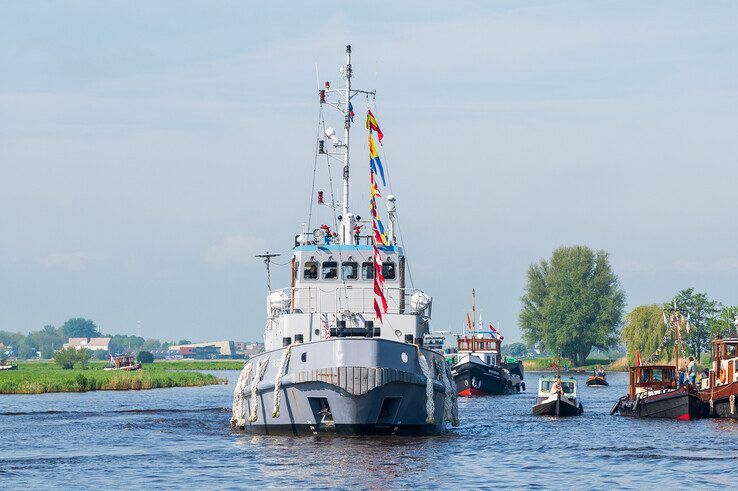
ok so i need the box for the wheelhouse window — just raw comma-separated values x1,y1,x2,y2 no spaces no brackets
382,260,396,280
361,261,374,280
562,382,574,394
304,261,318,280
342,262,358,280
294,260,300,280
322,261,338,279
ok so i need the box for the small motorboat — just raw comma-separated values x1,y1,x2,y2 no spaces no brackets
0,360,17,370
532,376,583,416
586,368,609,387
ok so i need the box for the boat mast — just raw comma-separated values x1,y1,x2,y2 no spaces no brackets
471,289,476,352
342,45,351,220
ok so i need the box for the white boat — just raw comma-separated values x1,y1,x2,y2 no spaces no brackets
532,376,583,416
231,46,459,436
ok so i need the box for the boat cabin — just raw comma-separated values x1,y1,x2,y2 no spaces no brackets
702,337,738,390
108,354,139,370
457,336,502,366
537,377,577,402
628,365,676,398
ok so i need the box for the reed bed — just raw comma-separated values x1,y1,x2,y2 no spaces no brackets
0,363,226,394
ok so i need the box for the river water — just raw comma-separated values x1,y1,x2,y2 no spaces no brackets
1,370,735,489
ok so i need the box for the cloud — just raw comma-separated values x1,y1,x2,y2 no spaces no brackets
204,235,266,266
38,252,89,271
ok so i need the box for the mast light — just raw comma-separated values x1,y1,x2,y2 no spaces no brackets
325,81,330,88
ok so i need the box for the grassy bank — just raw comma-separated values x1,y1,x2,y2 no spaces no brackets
0,362,226,395
152,359,245,370
521,356,624,372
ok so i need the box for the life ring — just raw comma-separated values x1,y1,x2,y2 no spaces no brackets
719,369,727,384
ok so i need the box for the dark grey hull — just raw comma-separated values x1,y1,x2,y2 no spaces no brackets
232,338,458,436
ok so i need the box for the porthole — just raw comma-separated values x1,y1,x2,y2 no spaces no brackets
314,329,320,336
301,352,307,363
401,352,408,363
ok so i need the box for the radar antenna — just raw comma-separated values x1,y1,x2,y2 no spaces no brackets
255,252,282,291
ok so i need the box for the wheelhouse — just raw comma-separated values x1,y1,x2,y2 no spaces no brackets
457,336,502,366
703,337,738,390
538,377,577,398
628,365,676,398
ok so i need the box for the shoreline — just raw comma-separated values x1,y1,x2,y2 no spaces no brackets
0,362,228,395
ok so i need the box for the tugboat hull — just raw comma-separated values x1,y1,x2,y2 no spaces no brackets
231,338,456,436
614,387,707,420
452,361,512,396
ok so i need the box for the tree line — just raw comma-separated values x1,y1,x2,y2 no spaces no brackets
517,245,736,366
0,318,193,360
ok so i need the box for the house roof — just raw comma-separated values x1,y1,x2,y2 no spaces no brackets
65,337,111,347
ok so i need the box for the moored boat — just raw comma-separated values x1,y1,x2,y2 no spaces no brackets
699,336,738,419
611,364,706,420
103,354,141,371
532,376,583,416
230,46,459,436
0,359,17,370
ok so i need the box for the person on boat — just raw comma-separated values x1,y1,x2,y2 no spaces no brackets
687,357,697,385
550,376,563,395
678,367,685,387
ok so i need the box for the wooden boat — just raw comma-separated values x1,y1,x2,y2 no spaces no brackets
532,376,583,416
698,336,738,419
611,365,706,420
0,360,17,370
104,354,142,371
586,368,609,387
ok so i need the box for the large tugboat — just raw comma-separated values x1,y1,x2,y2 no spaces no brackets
699,334,738,419
450,290,524,396
231,46,459,436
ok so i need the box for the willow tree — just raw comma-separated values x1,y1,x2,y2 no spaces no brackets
519,246,625,366
621,304,671,364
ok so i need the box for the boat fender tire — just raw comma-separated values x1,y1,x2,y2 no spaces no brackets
610,401,620,416
579,403,584,414
521,382,525,391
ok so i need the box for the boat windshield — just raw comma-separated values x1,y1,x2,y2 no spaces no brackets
562,382,575,394
540,380,575,394
639,368,674,384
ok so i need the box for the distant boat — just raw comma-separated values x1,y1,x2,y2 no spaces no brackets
0,360,17,371
104,354,141,371
532,376,583,416
450,290,524,396
586,367,609,387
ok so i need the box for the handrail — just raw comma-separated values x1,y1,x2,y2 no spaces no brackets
268,286,422,315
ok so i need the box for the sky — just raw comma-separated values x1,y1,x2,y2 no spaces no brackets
1,1,737,343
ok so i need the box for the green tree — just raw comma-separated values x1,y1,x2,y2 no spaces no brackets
671,289,721,360
621,304,671,364
61,318,99,338
53,347,91,369
709,305,738,338
519,245,626,366
142,338,161,350
108,335,145,354
137,351,155,364
503,342,528,358
177,339,192,345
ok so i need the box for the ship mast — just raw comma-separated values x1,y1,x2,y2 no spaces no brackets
342,45,351,221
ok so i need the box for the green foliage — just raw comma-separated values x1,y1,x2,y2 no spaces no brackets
503,342,528,358
519,245,626,366
53,347,91,369
61,318,99,338
137,351,155,364
142,338,161,350
709,305,738,338
152,360,245,370
107,335,144,354
671,288,721,359
621,304,671,364
177,339,192,345
0,361,224,394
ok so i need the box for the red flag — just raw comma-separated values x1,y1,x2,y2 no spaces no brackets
373,298,383,323
635,350,642,367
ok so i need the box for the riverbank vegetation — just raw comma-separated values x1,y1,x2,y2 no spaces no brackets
152,360,245,370
0,362,226,394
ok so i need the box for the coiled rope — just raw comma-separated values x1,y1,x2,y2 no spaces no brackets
272,345,293,418
248,359,269,423
231,362,253,427
416,348,435,424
